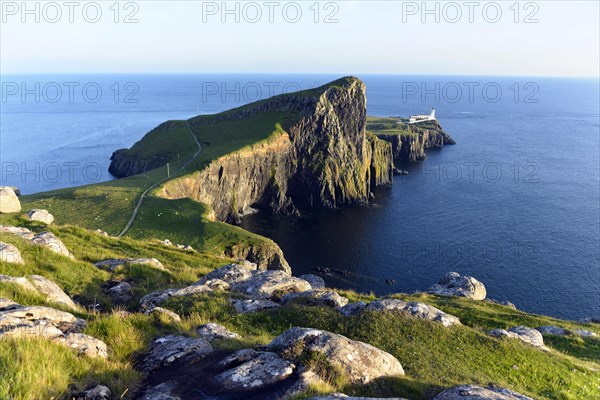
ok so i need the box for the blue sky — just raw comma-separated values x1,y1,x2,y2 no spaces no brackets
1,1,598,76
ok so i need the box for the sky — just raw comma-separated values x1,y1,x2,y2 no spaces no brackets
1,0,599,77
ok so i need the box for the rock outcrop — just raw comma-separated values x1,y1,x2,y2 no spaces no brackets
489,326,548,350
366,299,461,327
268,327,404,384
0,301,107,358
432,385,534,400
428,272,487,300
0,187,21,213
197,323,241,342
376,120,455,163
281,290,349,308
230,270,312,299
25,209,54,224
31,232,74,259
140,335,213,373
95,258,166,272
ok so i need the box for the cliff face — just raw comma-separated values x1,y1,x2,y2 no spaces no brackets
377,120,455,163
159,77,394,223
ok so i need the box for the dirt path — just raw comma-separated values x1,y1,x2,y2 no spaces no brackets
117,121,201,238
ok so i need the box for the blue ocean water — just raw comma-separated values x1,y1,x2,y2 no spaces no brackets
1,74,598,319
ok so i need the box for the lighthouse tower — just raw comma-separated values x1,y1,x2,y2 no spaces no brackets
430,108,435,120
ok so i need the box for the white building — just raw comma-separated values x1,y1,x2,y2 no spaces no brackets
407,108,436,124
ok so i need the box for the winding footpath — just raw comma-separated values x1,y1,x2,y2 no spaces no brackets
117,121,202,238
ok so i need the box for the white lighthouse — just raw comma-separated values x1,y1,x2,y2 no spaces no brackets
407,108,436,124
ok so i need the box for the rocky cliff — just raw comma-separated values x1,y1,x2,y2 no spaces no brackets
159,77,394,223
376,120,455,163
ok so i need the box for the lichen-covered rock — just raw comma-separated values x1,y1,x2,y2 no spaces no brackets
489,326,548,350
127,257,166,270
0,302,107,358
231,299,281,314
0,298,20,311
281,290,349,308
213,349,295,391
432,384,534,399
230,270,312,299
338,301,367,316
428,272,486,300
0,225,34,239
197,263,257,286
197,323,241,342
367,299,461,327
30,232,74,259
140,335,213,373
268,327,404,384
299,274,326,290
0,187,21,213
25,209,54,224
28,274,78,311
0,242,24,264
145,307,182,322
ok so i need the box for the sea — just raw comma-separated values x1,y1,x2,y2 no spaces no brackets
1,74,598,319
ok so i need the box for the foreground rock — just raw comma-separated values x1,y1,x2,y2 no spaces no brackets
367,299,461,327
489,326,548,350
428,272,486,300
140,335,213,373
214,349,295,391
433,384,534,399
0,225,34,239
0,187,21,213
0,242,24,264
31,232,74,259
197,323,241,342
231,298,281,314
231,270,312,299
25,209,54,224
268,327,404,384
0,301,107,358
281,290,349,308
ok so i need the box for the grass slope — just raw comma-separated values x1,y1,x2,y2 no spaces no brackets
0,222,598,399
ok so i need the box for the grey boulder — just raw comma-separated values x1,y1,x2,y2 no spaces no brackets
268,327,404,384
0,187,21,213
197,323,241,342
428,272,487,300
489,326,548,350
140,335,213,373
25,209,54,224
31,232,74,259
281,290,349,308
230,270,312,299
432,384,534,399
367,299,461,327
